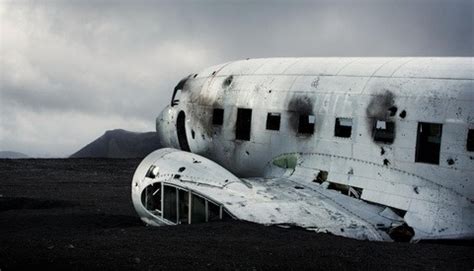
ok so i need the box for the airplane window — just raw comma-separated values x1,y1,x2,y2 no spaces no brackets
141,182,162,214
236,108,252,141
467,129,474,152
212,108,224,125
178,189,189,224
335,118,352,138
171,89,182,106
163,185,177,223
191,194,206,224
373,120,395,144
266,113,281,131
207,201,221,222
415,122,443,165
171,76,189,106
298,114,315,134
145,165,159,179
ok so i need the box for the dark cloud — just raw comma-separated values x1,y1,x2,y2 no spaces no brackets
0,0,472,156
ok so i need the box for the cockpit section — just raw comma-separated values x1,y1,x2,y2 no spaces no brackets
140,182,234,225
171,75,192,107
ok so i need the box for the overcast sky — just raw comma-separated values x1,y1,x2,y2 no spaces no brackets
0,0,472,157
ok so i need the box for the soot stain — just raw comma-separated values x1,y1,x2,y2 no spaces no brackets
388,106,398,116
288,96,314,133
222,75,233,88
366,90,397,143
188,95,222,138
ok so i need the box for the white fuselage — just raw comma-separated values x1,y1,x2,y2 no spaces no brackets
144,57,473,240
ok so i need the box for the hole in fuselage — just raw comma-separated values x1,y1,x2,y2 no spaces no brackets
236,108,252,141
176,111,190,152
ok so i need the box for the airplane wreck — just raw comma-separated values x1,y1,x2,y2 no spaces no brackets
132,57,473,242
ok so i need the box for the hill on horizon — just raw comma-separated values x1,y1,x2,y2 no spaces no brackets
0,151,30,159
70,129,161,158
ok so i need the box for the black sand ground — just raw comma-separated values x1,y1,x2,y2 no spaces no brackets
0,159,472,270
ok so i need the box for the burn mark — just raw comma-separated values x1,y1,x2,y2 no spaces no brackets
399,110,407,119
383,159,390,166
288,96,314,133
178,167,186,172
381,147,386,155
222,75,233,88
366,90,395,119
366,90,397,143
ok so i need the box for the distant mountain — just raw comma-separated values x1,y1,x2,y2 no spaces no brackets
0,151,29,159
70,129,162,158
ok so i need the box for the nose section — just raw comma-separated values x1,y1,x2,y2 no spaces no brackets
156,105,179,148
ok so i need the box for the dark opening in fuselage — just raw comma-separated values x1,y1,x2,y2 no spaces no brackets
177,111,191,152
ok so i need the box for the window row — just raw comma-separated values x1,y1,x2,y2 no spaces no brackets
211,108,474,165
141,182,233,225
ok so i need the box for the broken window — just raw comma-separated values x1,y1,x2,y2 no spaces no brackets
207,201,221,222
191,194,206,224
327,182,363,199
171,89,182,106
163,185,177,223
141,183,162,214
212,108,224,125
415,122,443,165
222,210,234,221
334,118,352,138
171,77,188,106
266,113,281,131
313,170,328,184
236,108,252,141
298,114,315,134
373,120,395,144
153,185,236,224
178,189,189,224
467,129,474,152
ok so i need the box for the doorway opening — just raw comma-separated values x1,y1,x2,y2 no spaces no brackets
236,108,252,141
176,111,190,151
415,122,442,164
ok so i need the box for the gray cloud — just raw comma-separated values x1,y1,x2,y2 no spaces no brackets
0,0,472,157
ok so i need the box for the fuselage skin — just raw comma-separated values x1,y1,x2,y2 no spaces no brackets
154,57,473,240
